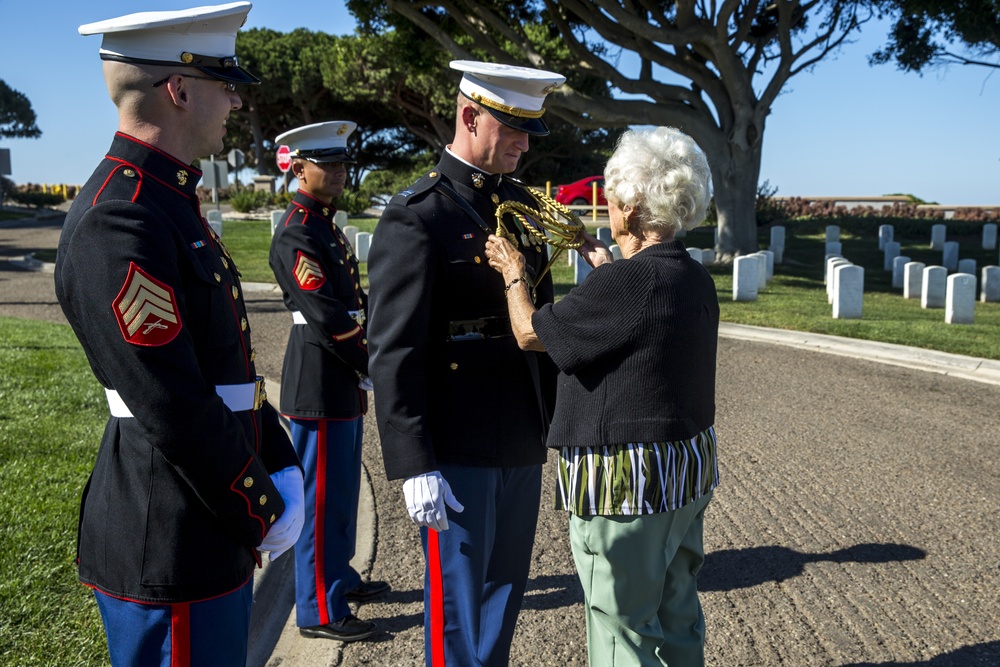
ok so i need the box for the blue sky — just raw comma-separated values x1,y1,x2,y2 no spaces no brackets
1,1,998,205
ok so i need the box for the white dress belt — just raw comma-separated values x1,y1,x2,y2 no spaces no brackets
105,381,261,418
292,310,365,326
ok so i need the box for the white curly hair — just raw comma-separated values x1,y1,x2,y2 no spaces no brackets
603,127,713,236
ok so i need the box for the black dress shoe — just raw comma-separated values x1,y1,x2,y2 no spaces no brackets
298,614,376,642
345,580,391,602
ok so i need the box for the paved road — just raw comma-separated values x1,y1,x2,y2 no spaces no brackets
2,212,997,666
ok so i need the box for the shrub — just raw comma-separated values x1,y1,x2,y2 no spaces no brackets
229,189,273,213
334,190,373,216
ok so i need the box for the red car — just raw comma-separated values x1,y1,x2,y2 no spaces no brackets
554,176,606,206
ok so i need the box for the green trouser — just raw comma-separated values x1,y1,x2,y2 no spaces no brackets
569,492,713,667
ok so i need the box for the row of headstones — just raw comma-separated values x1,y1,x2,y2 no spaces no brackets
824,257,865,319
827,221,1000,324
830,222,1000,252
871,222,1000,322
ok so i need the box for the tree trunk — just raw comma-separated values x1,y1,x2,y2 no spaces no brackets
711,140,762,264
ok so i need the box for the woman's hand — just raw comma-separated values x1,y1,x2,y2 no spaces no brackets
577,230,614,268
485,234,527,282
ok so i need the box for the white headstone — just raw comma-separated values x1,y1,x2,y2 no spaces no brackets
342,223,359,249
271,209,283,236
891,255,910,289
930,224,946,251
903,261,925,300
701,249,716,265
942,241,959,271
825,256,850,285
206,209,223,237
833,264,864,319
733,255,759,302
573,252,593,284
958,258,976,276
883,241,901,271
355,231,372,262
921,265,947,309
981,266,1000,303
610,244,623,261
754,252,767,290
770,226,785,248
878,224,894,251
596,226,613,246
760,250,774,280
946,273,976,324
984,223,998,251
687,247,704,264
825,225,840,243
827,258,852,303
771,245,784,265
825,241,842,257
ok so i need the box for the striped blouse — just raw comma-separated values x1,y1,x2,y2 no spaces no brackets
556,426,719,516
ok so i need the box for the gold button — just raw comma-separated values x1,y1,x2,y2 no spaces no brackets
492,194,500,204
429,171,438,178
221,257,229,269
362,338,367,345
450,362,458,370
259,495,267,505
250,349,257,361
123,168,135,178
231,286,239,299
243,477,254,488
181,52,194,64
474,256,482,264
214,273,221,283
270,514,277,524
241,318,248,331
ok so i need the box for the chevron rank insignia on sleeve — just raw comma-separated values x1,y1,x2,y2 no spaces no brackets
294,251,326,290
112,262,182,346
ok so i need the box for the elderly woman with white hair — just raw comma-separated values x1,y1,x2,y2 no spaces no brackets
485,126,720,667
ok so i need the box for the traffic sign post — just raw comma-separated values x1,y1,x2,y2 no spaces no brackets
276,145,292,173
227,149,245,188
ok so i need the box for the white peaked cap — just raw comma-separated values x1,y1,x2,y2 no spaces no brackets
78,2,259,84
276,121,358,164
450,60,565,136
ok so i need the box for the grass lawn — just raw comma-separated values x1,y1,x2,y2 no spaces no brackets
223,214,1000,361
0,317,108,666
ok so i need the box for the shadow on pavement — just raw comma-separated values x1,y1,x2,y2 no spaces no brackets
840,640,999,666
700,542,926,592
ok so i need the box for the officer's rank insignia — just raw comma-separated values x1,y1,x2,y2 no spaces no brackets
471,173,485,189
113,262,181,347
293,251,325,290
177,170,189,186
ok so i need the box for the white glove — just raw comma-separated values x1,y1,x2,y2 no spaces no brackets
402,471,465,532
358,375,374,391
259,466,305,560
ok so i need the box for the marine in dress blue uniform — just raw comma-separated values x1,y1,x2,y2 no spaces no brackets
367,60,565,667
268,121,389,642
56,5,304,666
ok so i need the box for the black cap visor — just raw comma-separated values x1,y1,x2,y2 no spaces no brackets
297,147,357,165
195,64,261,85
484,107,549,137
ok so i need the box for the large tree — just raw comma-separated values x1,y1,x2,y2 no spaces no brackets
351,1,879,260
0,79,41,139
870,0,1000,72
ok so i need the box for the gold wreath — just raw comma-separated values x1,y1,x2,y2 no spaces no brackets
495,187,586,294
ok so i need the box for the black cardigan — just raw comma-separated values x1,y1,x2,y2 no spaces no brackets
532,240,719,449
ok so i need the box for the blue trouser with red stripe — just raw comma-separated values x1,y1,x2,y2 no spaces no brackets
290,417,364,627
93,579,253,667
421,462,542,667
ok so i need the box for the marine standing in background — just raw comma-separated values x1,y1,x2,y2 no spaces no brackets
367,60,566,666
55,4,304,666
269,121,389,642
